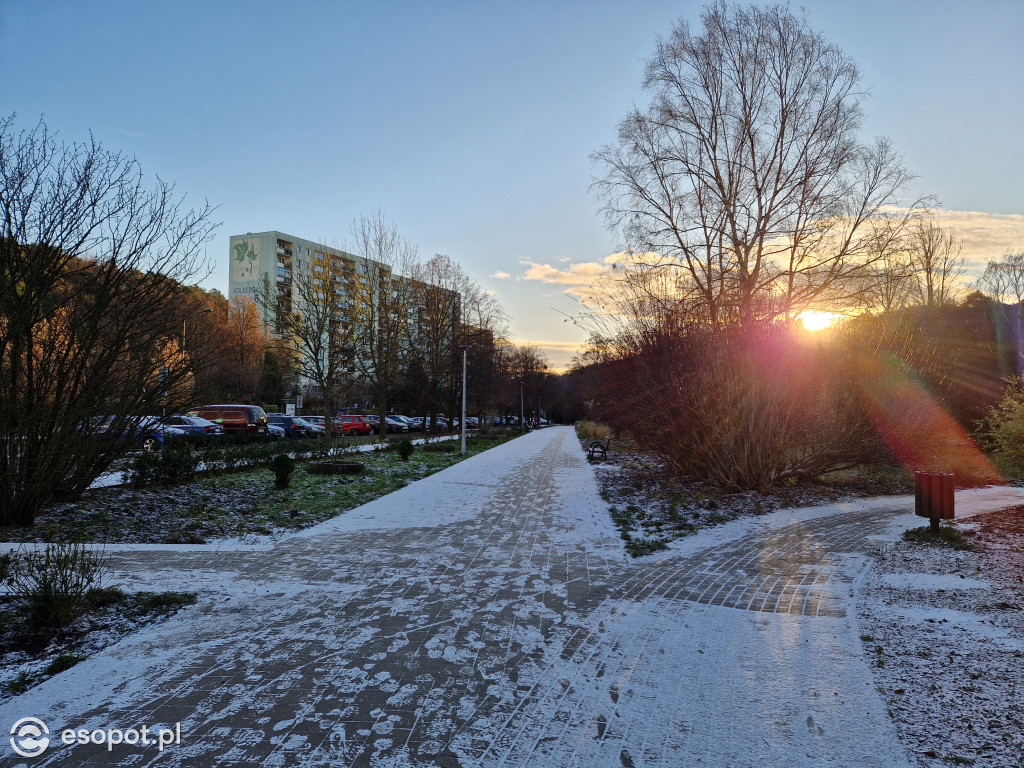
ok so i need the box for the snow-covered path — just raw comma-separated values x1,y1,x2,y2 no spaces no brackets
5,427,1021,767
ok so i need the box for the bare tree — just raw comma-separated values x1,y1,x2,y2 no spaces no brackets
857,223,919,315
909,219,966,307
257,245,357,429
225,295,269,398
977,259,1014,305
349,212,419,435
0,116,216,526
409,254,463,431
592,2,919,328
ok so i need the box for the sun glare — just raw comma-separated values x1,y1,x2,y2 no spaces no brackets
799,310,836,332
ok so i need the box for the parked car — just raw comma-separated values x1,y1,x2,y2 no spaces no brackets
267,423,285,440
161,414,225,437
407,416,425,431
90,416,185,452
334,414,372,436
301,415,337,436
266,414,315,438
376,416,409,433
301,418,325,437
362,414,407,434
187,404,268,438
387,414,417,431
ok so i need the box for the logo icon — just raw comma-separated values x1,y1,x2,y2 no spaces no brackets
10,717,50,758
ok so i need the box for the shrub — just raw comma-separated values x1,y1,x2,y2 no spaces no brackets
271,454,295,488
979,376,1024,476
130,442,199,486
394,437,414,461
6,672,35,695
8,542,107,628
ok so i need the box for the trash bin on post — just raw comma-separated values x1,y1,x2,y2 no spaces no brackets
914,471,954,532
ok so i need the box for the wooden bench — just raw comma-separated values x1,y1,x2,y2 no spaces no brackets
587,436,611,459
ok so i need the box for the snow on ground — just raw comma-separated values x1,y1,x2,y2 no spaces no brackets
1,428,1022,767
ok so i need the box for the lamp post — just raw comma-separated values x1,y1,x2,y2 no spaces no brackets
459,344,471,455
519,381,525,434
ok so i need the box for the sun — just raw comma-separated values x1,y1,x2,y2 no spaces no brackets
798,310,837,332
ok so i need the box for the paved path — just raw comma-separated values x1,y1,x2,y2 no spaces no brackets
5,427,1022,768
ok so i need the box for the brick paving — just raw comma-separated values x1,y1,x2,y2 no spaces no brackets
3,427,928,767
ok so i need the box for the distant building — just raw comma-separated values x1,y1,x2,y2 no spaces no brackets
228,231,460,405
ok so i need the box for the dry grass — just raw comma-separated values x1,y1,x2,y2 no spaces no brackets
576,420,611,441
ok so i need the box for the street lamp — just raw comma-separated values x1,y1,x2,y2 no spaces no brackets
459,344,471,455
519,381,525,434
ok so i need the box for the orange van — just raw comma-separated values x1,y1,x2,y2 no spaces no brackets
187,404,268,436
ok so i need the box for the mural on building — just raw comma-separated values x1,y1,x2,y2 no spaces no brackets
232,238,260,282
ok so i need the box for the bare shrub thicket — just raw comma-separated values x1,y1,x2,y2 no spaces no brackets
7,542,108,628
598,324,877,490
0,116,216,526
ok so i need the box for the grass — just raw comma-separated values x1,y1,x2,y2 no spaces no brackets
902,524,975,550
197,434,514,538
576,420,610,441
609,504,670,558
44,652,87,675
3,434,516,545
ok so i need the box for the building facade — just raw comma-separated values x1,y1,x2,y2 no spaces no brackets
229,231,461,409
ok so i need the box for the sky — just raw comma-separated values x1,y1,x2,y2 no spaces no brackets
2,0,1022,370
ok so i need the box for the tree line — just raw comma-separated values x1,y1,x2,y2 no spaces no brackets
575,2,1021,491
0,116,555,527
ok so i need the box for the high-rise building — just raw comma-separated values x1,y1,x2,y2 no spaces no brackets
229,231,367,330
228,231,461,407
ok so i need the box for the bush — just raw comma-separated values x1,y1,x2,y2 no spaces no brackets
130,442,199,486
979,376,1024,477
8,542,107,628
392,437,414,461
271,454,295,488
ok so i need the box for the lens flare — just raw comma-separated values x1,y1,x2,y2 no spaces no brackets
799,311,836,332
853,352,1000,483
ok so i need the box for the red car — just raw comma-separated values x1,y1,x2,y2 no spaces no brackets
333,414,372,436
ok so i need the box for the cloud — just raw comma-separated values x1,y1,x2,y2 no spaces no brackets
521,260,609,285
930,210,1024,273
490,271,511,280
518,252,656,311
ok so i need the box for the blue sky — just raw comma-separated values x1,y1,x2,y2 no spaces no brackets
2,0,1022,368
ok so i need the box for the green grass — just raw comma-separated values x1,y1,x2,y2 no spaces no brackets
4,434,516,544
902,524,974,550
199,435,514,537
624,538,670,557
44,652,86,675
6,671,36,695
